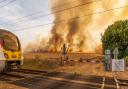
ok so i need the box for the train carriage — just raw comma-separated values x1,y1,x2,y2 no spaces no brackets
0,29,23,72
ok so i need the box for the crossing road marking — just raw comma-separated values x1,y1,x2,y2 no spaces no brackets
112,72,120,89
101,77,105,89
114,77,120,89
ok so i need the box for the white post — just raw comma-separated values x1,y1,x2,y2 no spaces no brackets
113,48,119,59
104,49,111,71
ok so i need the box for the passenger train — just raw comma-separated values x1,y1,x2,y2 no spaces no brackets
0,29,23,72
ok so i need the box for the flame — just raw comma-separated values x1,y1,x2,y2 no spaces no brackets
25,0,128,53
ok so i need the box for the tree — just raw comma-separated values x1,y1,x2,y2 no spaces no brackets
102,20,128,59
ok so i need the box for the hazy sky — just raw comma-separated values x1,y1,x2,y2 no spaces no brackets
0,0,54,48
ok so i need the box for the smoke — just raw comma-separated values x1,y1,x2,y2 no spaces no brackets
25,0,128,53
48,0,93,52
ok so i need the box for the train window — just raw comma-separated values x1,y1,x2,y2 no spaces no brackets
0,33,19,51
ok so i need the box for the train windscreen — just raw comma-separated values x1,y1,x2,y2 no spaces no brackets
0,31,20,51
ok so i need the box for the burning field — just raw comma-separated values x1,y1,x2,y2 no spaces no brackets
22,52,128,79
23,52,103,69
22,52,102,74
23,0,128,79
25,0,128,53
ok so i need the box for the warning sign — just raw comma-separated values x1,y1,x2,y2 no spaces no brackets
112,59,125,72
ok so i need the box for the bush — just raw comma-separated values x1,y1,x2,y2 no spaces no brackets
102,20,128,58
125,56,128,60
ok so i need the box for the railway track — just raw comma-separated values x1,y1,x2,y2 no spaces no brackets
13,69,49,75
1,73,25,78
12,69,66,77
5,70,103,89
0,54,103,81
101,72,128,89
0,68,127,89
0,53,127,89
0,72,25,82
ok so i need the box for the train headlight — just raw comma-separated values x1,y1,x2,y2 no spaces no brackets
4,53,9,59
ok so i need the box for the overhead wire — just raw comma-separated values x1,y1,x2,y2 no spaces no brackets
15,0,100,20
0,0,101,26
8,0,80,21
0,0,8,3
0,0,16,8
11,4,128,32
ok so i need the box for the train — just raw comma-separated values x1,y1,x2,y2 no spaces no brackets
0,29,23,72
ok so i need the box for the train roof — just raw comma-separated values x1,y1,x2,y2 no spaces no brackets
0,29,17,37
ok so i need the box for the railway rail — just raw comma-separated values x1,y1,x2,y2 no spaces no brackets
13,69,49,75
0,69,103,89
0,68,127,89
1,73,25,78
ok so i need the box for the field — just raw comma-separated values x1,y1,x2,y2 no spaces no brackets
0,53,128,89
23,52,102,60
22,52,128,79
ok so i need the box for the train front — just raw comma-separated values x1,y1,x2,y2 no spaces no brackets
0,29,22,72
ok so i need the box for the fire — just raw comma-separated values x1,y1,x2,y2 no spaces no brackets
25,0,128,53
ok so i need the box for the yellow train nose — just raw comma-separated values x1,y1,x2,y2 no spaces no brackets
11,54,16,58
19,54,21,58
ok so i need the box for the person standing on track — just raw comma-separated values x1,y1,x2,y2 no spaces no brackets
61,43,69,65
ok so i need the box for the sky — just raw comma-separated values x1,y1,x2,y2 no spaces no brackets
0,0,128,52
0,0,54,48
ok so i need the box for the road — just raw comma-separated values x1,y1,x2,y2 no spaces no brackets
0,71,128,89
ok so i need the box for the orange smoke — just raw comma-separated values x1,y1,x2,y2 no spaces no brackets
25,0,128,53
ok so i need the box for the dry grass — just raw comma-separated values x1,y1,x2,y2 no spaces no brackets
22,58,60,71
22,53,101,71
22,53,128,79
23,52,101,61
22,53,103,75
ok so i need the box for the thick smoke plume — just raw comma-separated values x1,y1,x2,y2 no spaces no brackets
48,0,93,52
25,0,128,53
